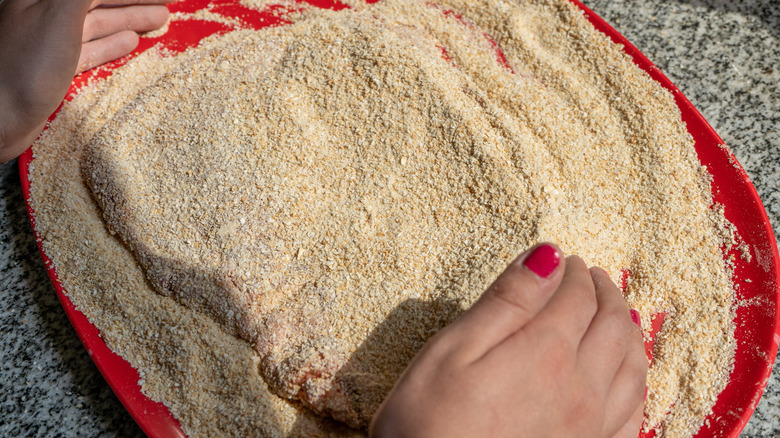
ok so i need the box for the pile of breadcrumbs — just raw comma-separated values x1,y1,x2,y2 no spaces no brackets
27,0,736,437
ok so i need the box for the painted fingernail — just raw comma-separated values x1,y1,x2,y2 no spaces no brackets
522,244,561,278
630,309,641,327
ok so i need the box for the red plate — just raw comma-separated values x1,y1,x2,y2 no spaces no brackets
19,1,780,437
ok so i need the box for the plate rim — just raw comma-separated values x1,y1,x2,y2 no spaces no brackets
18,1,780,437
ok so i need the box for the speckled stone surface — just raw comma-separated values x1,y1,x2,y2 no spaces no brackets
581,1,780,436
0,0,778,436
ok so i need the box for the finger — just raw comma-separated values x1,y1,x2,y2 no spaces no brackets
78,30,139,73
575,267,637,394
522,255,598,347
442,243,565,362
602,323,648,436
83,5,169,42
611,397,645,438
90,0,175,8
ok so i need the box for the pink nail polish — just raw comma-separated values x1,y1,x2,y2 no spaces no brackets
522,244,561,278
630,309,641,327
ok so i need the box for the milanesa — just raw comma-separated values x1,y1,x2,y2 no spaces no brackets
76,0,735,435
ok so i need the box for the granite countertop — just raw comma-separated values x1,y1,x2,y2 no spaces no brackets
1,0,778,436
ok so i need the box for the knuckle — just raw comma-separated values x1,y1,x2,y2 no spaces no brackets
573,282,598,313
501,259,537,287
486,265,545,316
489,281,534,315
418,327,456,360
600,320,628,346
603,306,632,331
537,329,576,368
601,310,636,349
87,11,109,34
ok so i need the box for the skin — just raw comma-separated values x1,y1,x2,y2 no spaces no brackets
0,0,173,163
371,243,648,438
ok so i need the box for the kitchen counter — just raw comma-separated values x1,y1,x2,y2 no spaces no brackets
1,0,778,436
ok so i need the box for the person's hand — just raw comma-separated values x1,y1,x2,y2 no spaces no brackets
370,243,648,438
79,0,173,73
0,0,172,163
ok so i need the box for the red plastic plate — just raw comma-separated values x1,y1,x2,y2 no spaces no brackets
19,1,780,437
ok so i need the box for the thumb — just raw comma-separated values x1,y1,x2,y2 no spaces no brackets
444,243,565,362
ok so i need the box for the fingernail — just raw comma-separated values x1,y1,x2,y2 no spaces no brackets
522,244,561,278
630,309,641,327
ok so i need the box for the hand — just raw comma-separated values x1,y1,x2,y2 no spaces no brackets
370,243,648,438
79,0,172,73
0,0,171,163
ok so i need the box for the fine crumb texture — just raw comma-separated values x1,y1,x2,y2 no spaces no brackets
28,1,736,437
142,10,243,38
